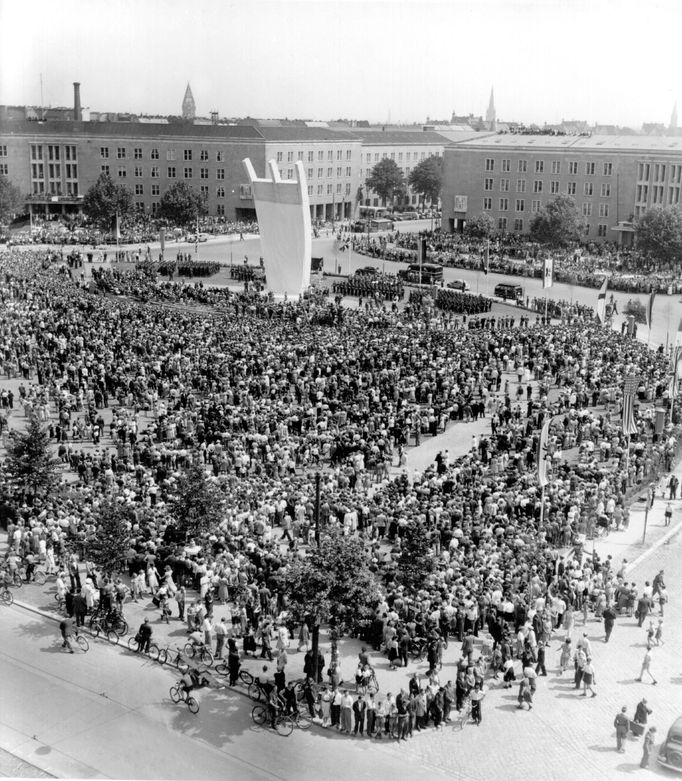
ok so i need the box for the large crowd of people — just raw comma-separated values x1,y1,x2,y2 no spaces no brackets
0,246,679,741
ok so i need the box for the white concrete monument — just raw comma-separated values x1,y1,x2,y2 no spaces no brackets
242,158,311,297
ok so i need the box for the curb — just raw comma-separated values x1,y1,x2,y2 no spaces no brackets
624,518,682,575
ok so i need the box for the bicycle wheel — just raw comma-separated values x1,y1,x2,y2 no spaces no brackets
169,685,181,703
248,682,262,701
214,662,229,677
186,696,199,715
183,643,196,658
157,648,168,665
368,676,379,694
90,620,102,637
200,648,214,667
296,711,312,730
239,669,254,686
106,629,119,645
275,715,294,737
177,658,190,675
13,574,22,589
76,635,89,652
148,644,160,662
251,704,268,726
1,589,13,606
128,636,140,652
115,619,128,636
34,571,46,585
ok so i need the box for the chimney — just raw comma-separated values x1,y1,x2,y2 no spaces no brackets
73,82,82,121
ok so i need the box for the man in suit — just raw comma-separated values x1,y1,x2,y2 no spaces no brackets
352,694,367,735
614,706,629,752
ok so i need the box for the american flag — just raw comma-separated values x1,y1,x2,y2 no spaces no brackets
622,375,639,436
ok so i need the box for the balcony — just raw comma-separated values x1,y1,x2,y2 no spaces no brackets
26,193,84,204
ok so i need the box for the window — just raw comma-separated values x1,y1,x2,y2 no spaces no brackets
117,167,126,178
328,151,334,161
200,186,209,196
531,200,541,212
65,164,78,179
567,182,576,195
533,180,543,193
672,165,682,184
307,168,313,179
48,145,60,161
0,163,7,176
117,148,126,159
654,163,666,181
317,168,323,178
134,166,143,177
499,198,508,210
497,217,507,230
200,168,209,179
390,152,395,160
65,182,78,196
135,184,143,195
200,150,208,162
151,166,159,178
535,160,544,173
345,183,351,194
483,197,492,210
513,218,523,231
551,181,560,194
216,204,225,216
100,147,109,159
31,163,44,179
582,202,592,216
286,152,293,163
318,151,324,161
48,163,61,179
276,151,283,163
600,183,611,197
184,168,192,178
167,150,176,161
569,161,578,175
406,152,411,162
317,185,323,195
307,185,313,196
585,162,595,175
334,150,341,161
184,149,192,161
327,184,332,194
307,151,314,162
502,159,511,172
603,162,612,176
31,145,43,160
65,146,77,161
518,160,527,173
597,224,608,237
668,186,680,205
515,199,525,212
653,184,665,204
216,168,225,180
287,169,293,180
151,202,160,215
584,182,593,196
485,158,494,171
167,166,176,177
151,148,159,160
374,153,379,162
151,184,160,196
216,151,224,162
48,181,62,195
636,184,649,202
101,165,109,175
484,178,494,191
327,167,333,177
398,153,403,162
500,179,510,192
551,161,561,174
336,183,342,193
599,203,609,217
134,148,142,160
516,179,526,193
345,166,351,177
346,150,352,161
335,167,341,177
217,186,225,198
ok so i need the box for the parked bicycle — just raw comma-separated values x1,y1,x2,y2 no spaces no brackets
251,704,294,736
158,646,190,674
127,635,162,661
90,618,120,645
1,586,14,606
184,641,214,667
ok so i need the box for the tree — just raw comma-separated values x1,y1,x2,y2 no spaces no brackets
85,498,133,574
82,173,133,228
396,521,436,592
365,159,405,207
159,182,207,226
635,206,682,265
408,155,443,206
464,213,495,239
529,195,584,247
167,462,226,541
2,415,61,501
0,175,24,224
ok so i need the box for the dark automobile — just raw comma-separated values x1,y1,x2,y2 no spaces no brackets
658,716,682,772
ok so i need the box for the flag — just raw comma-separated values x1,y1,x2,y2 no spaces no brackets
677,318,682,347
483,241,489,275
622,375,639,436
115,213,121,242
596,278,608,323
542,257,554,289
537,419,551,488
670,346,682,401
159,228,165,255
646,290,655,328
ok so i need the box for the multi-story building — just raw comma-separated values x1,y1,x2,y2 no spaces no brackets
442,134,682,244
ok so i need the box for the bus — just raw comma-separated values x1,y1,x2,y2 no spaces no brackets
494,283,524,301
398,263,444,285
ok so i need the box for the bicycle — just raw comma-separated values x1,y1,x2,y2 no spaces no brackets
408,637,428,662
62,630,89,654
1,570,22,589
184,641,214,667
127,635,162,661
356,669,379,696
158,646,190,674
18,563,51,585
89,618,120,645
247,676,270,701
251,704,294,736
169,682,199,714
1,586,14,606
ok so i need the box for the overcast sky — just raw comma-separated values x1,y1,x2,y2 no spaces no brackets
0,0,679,129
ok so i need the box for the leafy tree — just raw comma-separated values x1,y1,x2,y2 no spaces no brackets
85,498,133,574
529,195,584,247
82,173,133,228
2,415,61,501
396,521,436,592
408,155,443,206
365,159,405,207
159,182,207,226
167,462,226,541
635,206,682,265
464,212,495,239
0,175,24,224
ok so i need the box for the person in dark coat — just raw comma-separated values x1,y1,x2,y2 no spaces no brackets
73,592,88,627
227,638,241,686
603,606,617,642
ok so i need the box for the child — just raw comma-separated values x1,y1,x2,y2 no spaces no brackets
559,637,572,674
654,619,664,647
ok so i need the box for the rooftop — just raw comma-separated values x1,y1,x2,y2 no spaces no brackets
449,133,682,152
0,119,263,140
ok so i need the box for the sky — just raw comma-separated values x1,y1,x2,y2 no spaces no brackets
0,0,680,129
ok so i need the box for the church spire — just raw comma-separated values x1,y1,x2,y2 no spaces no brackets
182,83,196,121
486,87,496,131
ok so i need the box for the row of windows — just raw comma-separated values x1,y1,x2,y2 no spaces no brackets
307,183,353,196
31,181,79,195
30,163,78,180
30,144,77,162
484,197,609,217
635,184,682,206
495,215,608,237
484,178,612,197
99,146,226,162
485,158,613,176
275,149,354,163
637,162,682,184
363,151,435,164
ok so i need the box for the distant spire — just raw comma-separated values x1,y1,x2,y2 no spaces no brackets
671,101,678,131
182,83,196,120
486,87,496,131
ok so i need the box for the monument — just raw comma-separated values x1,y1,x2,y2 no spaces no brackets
242,158,311,297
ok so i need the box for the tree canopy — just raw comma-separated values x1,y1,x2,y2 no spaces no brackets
0,175,24,224
635,206,682,265
365,159,405,206
408,155,443,205
529,195,584,247
396,521,437,592
167,462,226,541
465,212,495,239
2,415,61,501
159,182,207,226
85,498,133,574
82,173,133,228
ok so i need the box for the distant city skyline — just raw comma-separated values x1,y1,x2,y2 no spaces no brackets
0,0,680,130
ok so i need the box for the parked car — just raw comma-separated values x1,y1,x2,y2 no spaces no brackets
658,716,682,772
447,279,470,292
494,283,524,302
356,266,378,276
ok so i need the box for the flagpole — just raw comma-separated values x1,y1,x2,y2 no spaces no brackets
486,239,489,298
539,484,546,529
348,232,352,278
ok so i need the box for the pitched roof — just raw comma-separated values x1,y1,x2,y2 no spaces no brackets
0,119,263,140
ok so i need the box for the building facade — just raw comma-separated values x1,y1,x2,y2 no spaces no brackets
442,134,682,244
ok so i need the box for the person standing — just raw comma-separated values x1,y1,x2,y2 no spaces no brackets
603,605,617,643
636,647,657,685
227,638,240,686
581,659,597,697
640,726,656,768
614,706,630,752
634,697,652,729
137,618,152,654
214,617,228,660
353,694,367,736
340,689,354,734
175,586,186,621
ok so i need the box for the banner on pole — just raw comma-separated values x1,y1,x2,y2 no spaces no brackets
537,419,551,487
542,257,554,289
622,375,639,435
646,290,655,327
596,278,608,323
